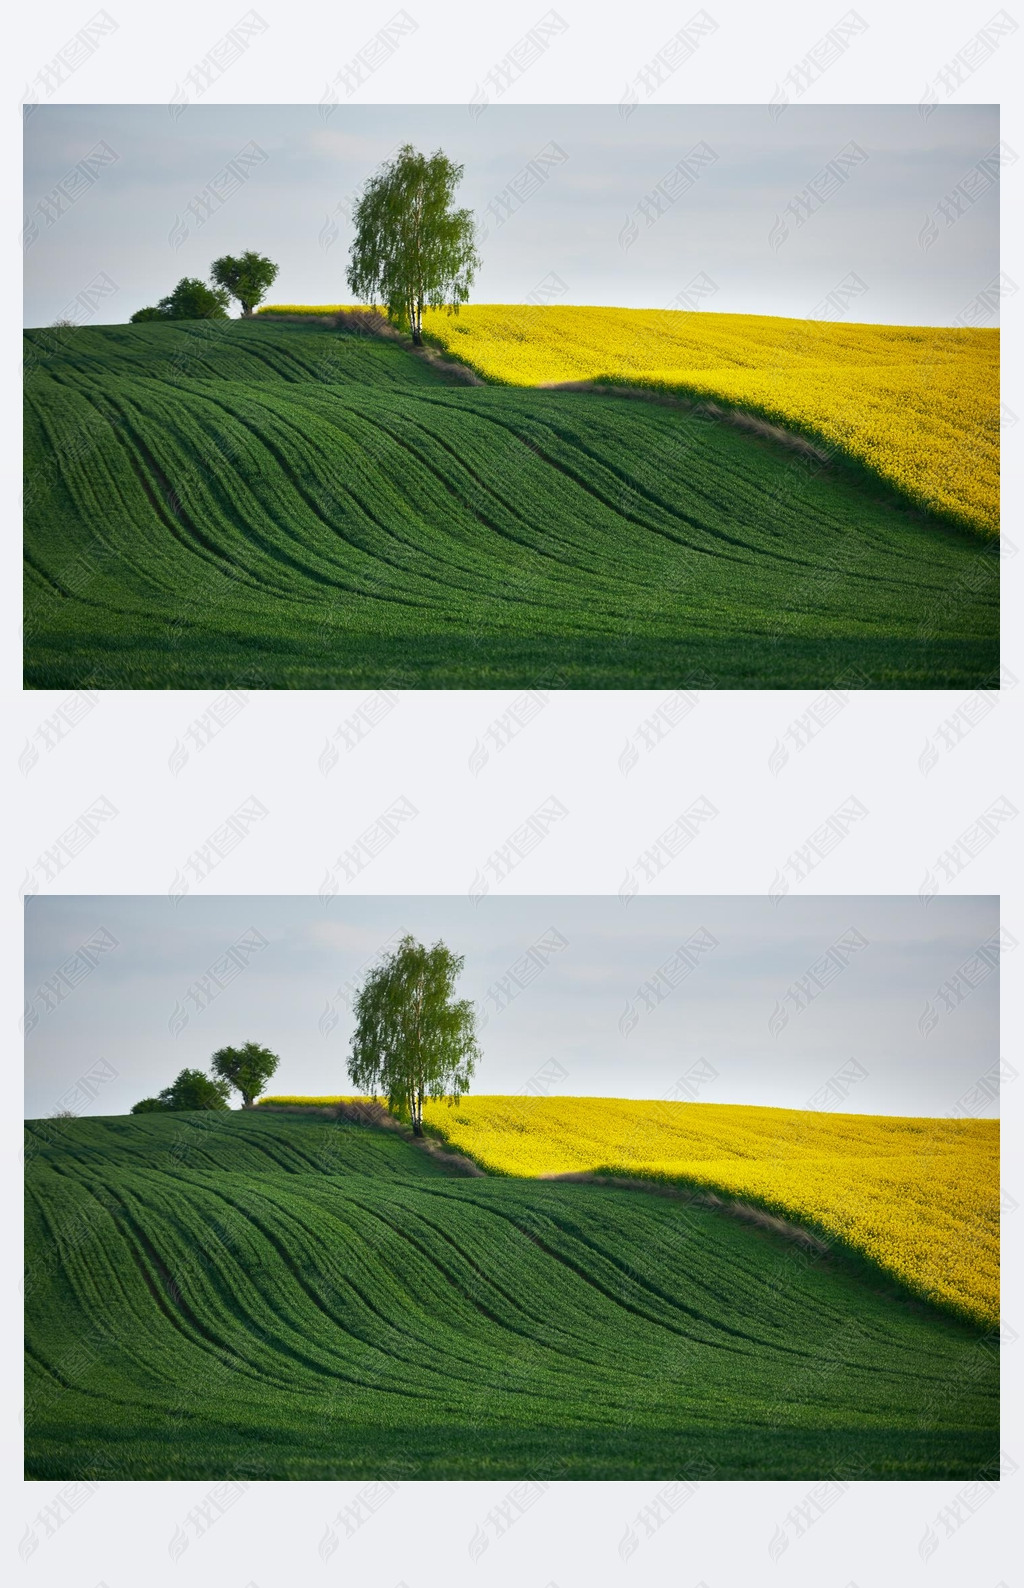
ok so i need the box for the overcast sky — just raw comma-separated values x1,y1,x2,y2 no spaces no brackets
24,104,999,329
24,895,999,1121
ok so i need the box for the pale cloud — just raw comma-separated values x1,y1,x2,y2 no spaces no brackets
24,104,999,328
24,895,1000,1121
301,919,393,953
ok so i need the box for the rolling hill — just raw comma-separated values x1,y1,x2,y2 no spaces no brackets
417,1095,999,1326
418,304,1000,537
25,1109,998,1480
23,317,998,689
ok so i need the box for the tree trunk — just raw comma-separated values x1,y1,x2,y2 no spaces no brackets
242,304,253,317
411,327,423,346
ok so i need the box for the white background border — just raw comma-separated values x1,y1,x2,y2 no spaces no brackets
6,1,1020,1583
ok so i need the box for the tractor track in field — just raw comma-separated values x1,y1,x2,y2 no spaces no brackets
23,319,999,688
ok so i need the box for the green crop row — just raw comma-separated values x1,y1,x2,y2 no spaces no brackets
25,1112,999,1480
23,320,998,689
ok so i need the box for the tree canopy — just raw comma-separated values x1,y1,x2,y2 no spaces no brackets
210,1041,280,1107
130,277,230,323
346,144,480,345
348,934,480,1134
130,1067,231,1113
210,251,279,317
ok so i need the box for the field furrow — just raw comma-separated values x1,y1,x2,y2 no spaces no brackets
24,319,998,688
25,1112,999,1479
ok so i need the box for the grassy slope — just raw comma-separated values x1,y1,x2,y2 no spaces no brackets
24,319,997,689
420,1096,999,1327
25,1111,997,1480
419,304,1000,536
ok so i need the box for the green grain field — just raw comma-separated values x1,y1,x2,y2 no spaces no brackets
25,1110,999,1480
23,319,998,689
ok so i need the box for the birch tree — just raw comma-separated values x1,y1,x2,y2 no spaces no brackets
347,935,479,1134
346,145,479,345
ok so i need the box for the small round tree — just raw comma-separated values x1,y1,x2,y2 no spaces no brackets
158,278,230,320
210,1041,280,1107
155,1067,231,1111
210,252,279,317
129,278,230,323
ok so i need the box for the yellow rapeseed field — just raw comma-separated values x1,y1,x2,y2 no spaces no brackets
259,1095,354,1105
421,1095,999,1325
416,305,999,536
258,306,350,315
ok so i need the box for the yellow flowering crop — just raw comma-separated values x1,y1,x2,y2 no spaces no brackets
258,1095,353,1105
422,1095,999,1326
418,305,999,536
257,305,354,315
